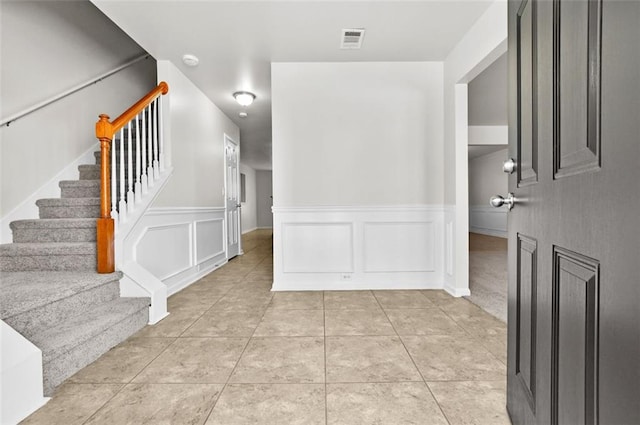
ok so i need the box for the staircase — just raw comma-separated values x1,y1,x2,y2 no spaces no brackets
0,148,150,396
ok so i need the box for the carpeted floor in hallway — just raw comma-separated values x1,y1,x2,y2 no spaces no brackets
22,229,510,425
467,232,508,322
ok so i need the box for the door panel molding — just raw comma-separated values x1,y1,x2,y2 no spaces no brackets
552,247,600,425
516,0,539,187
516,234,537,412
553,0,602,178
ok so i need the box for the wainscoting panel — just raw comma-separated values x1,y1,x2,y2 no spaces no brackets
282,223,353,273
195,218,225,264
128,207,228,295
136,222,192,281
273,206,444,291
363,222,435,272
470,205,508,238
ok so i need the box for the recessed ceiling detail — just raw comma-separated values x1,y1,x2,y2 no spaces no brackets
340,28,365,49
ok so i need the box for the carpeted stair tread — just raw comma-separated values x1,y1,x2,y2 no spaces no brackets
37,197,101,219
59,180,100,188
0,271,122,320
42,302,148,395
0,242,96,271
0,242,95,257
36,198,100,207
10,218,96,230
59,180,101,198
11,218,97,243
32,297,150,364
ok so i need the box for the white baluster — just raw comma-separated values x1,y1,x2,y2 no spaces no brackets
148,104,155,187
126,121,135,213
159,94,165,172
134,113,142,203
118,128,127,222
141,105,148,194
153,98,160,180
110,136,118,224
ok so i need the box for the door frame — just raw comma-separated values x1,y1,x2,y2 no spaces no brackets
223,133,242,257
450,21,508,295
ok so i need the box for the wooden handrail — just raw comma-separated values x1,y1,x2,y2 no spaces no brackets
95,81,169,273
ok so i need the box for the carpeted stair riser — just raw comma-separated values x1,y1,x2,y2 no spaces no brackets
11,218,96,243
4,281,120,340
0,243,96,272
37,198,100,219
40,299,149,395
78,164,101,180
60,180,101,198
3,142,154,397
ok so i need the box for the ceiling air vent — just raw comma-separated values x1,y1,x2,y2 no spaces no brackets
340,28,365,49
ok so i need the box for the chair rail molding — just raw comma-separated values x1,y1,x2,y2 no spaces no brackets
272,205,447,292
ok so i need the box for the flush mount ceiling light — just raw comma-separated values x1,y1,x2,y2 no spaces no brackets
182,54,199,67
233,91,256,106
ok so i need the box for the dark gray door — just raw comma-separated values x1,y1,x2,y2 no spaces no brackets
506,1,640,424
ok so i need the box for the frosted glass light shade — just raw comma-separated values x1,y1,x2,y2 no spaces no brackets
233,91,256,106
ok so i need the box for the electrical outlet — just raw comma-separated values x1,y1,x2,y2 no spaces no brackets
340,274,353,281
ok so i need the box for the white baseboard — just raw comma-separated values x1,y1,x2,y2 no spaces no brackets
242,226,258,235
0,143,99,243
469,227,507,238
272,280,444,292
257,226,273,230
272,205,445,292
444,282,471,298
469,205,507,238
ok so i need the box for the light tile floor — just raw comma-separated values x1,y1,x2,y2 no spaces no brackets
22,229,511,425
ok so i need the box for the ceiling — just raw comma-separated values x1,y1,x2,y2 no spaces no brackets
468,51,508,126
93,0,494,170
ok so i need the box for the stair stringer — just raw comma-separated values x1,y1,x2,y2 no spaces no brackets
114,167,173,325
0,320,49,425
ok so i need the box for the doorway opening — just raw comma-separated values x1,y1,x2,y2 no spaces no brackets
465,52,509,321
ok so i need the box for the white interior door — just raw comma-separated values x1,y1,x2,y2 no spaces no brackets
224,135,241,259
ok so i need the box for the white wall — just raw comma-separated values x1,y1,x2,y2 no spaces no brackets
442,1,508,294
469,148,508,237
240,164,257,233
0,1,156,218
120,60,239,300
153,61,239,207
272,62,444,207
256,170,273,228
468,52,508,126
469,148,508,205
271,62,445,291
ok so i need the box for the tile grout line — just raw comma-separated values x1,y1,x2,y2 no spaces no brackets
80,335,181,424
371,291,453,425
201,251,272,424
433,299,508,366
323,290,328,425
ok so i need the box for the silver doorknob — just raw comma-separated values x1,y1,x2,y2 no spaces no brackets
503,158,517,174
490,193,516,210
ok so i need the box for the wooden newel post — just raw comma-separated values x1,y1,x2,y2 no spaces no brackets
96,114,115,273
